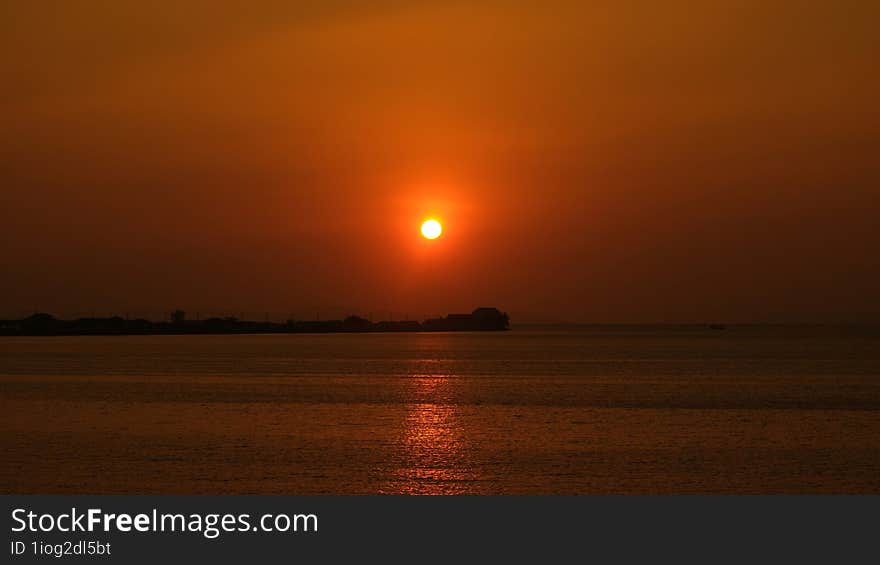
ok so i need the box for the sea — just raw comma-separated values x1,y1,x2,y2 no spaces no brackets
1,325,879,494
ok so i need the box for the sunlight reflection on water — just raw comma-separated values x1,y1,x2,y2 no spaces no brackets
383,374,475,494
2,329,880,493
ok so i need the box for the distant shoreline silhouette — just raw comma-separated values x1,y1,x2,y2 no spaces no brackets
0,307,510,336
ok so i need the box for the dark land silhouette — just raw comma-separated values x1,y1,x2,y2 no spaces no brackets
0,307,509,336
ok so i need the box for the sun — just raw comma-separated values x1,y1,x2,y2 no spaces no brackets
420,219,442,240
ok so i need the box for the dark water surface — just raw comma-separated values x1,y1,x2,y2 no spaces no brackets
2,326,879,493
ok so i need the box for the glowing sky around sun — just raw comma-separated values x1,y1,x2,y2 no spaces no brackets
1,1,879,322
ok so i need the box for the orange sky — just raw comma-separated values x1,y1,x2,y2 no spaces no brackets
2,1,878,322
